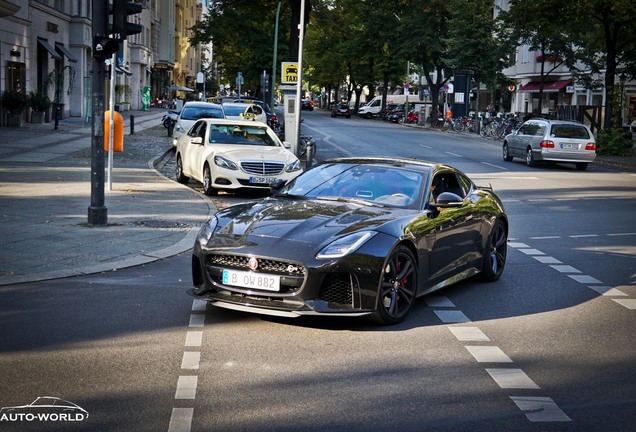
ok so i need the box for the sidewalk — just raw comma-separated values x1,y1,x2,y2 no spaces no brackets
0,109,216,286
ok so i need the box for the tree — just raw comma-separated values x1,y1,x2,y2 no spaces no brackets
496,0,576,115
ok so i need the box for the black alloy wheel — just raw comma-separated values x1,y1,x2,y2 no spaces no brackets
371,245,417,325
481,219,507,281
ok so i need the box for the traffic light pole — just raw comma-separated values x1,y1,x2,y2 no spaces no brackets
88,0,109,226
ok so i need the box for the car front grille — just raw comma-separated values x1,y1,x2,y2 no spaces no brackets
241,161,285,175
208,254,305,276
319,273,354,306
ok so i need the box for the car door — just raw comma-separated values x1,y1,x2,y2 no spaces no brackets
509,121,533,157
182,120,208,180
425,171,483,284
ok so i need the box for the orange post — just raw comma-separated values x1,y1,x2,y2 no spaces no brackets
104,110,124,152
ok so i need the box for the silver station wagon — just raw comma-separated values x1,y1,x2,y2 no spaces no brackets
502,118,597,170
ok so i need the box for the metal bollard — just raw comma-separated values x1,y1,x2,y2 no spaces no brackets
54,105,60,130
130,115,135,135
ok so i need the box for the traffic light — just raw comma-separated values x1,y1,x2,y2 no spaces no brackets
111,0,143,41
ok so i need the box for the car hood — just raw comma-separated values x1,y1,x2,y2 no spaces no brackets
206,198,409,251
214,144,296,162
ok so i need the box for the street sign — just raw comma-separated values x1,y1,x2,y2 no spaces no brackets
281,62,298,84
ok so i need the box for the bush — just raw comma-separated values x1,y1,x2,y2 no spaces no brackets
596,128,633,156
1,90,29,114
28,91,52,112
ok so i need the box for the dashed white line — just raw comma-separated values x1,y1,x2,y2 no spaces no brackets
181,352,201,370
175,376,198,399
518,248,545,256
567,274,603,284
168,408,194,432
510,397,571,422
481,162,506,170
188,314,205,327
486,368,540,389
588,286,628,296
445,151,463,158
448,326,491,341
425,296,456,307
612,299,636,309
185,331,203,347
550,265,581,273
433,310,470,323
465,346,513,363
533,256,562,264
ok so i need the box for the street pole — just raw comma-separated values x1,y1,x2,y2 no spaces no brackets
293,0,306,157
271,1,282,109
88,0,108,226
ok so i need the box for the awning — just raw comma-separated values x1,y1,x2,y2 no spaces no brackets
55,43,77,63
167,85,194,92
38,38,62,61
517,80,571,93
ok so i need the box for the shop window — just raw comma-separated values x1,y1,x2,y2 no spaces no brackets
6,61,26,93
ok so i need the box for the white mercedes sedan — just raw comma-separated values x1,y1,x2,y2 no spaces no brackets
174,118,302,195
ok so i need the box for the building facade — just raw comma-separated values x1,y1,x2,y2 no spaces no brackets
0,0,202,124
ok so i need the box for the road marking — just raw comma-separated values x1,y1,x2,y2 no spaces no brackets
612,299,636,309
448,326,490,341
550,265,581,273
533,256,562,264
465,346,513,363
570,234,598,238
510,396,571,422
481,162,506,170
188,314,205,327
168,408,194,432
530,236,561,240
567,274,603,284
518,248,545,256
486,368,540,389
425,296,455,307
175,376,198,399
192,299,207,312
181,352,201,370
445,151,463,157
588,286,628,296
185,331,203,346
607,232,636,237
433,310,470,323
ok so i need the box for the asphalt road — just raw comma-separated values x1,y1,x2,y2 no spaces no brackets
1,111,634,432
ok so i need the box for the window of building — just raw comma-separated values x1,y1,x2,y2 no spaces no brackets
6,61,27,93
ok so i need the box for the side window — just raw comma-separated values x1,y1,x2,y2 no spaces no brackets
188,121,204,137
535,123,546,136
428,172,465,204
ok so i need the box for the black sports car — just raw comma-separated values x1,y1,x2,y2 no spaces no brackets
190,157,508,325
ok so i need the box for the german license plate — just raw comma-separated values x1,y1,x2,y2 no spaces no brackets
222,269,280,291
560,143,577,149
249,177,277,184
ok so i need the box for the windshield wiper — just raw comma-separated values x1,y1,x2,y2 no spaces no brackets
317,196,384,207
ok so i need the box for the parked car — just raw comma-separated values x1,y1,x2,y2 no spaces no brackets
387,104,406,123
172,101,225,146
222,102,267,123
503,118,596,170
233,98,278,127
331,102,351,118
189,157,508,325
174,118,302,196
379,103,398,120
301,100,314,111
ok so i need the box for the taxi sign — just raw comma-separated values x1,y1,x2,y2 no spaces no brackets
281,62,298,84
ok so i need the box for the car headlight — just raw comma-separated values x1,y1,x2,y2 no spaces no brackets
175,124,185,133
214,155,238,170
316,231,377,259
286,159,302,172
196,217,218,248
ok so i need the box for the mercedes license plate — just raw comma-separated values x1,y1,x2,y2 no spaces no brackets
560,143,577,149
222,269,280,291
249,177,277,184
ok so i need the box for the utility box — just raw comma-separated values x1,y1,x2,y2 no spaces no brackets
104,110,124,152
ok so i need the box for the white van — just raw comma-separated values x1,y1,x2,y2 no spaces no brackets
358,94,415,118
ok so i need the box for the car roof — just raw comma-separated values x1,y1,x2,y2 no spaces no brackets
196,118,270,127
182,101,223,108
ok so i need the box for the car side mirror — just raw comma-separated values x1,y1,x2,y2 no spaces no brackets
270,179,287,192
283,140,291,149
430,192,464,209
191,136,203,145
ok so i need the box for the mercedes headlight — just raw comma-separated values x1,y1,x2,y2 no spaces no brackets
214,155,238,170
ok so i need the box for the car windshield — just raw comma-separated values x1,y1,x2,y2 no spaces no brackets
208,125,279,147
277,163,425,209
550,124,590,139
181,107,224,121
223,105,249,116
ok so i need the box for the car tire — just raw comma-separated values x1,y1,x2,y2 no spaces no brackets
481,218,507,281
175,155,190,184
503,143,513,161
526,147,537,167
575,162,588,171
369,245,417,325
202,164,217,196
